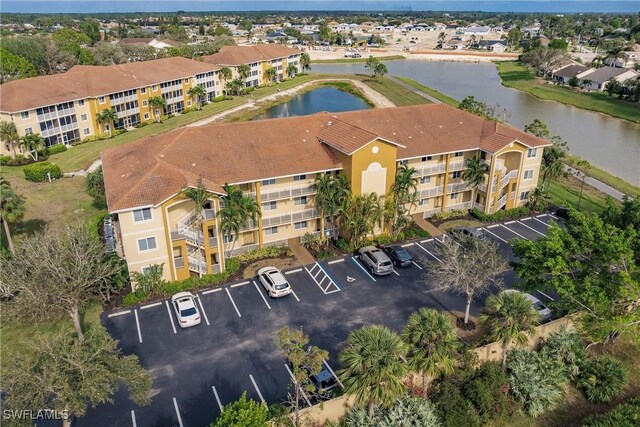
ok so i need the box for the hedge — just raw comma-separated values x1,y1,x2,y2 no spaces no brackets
47,143,67,155
471,206,531,222
23,162,63,182
583,397,640,427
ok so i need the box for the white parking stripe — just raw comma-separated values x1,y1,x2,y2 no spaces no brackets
532,216,550,227
134,309,142,343
536,214,548,218
140,302,162,310
197,296,210,326
411,261,423,270
415,243,442,263
518,220,546,236
323,360,344,388
392,269,400,276
501,223,529,240
165,301,177,334
505,220,516,225
421,238,434,243
225,288,242,318
291,289,301,302
253,280,272,309
173,397,184,427
249,374,266,404
350,256,377,282
212,386,223,411
284,363,312,408
482,227,509,243
328,258,345,264
487,224,500,229
108,310,131,318
521,217,532,221
401,242,415,247
285,268,303,275
536,290,556,301
231,281,249,288
549,213,559,219
202,288,222,295
131,410,137,427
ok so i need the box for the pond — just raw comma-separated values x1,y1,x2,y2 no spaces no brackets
253,86,371,120
312,61,640,185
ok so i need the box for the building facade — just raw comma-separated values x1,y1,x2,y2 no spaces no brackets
102,104,550,283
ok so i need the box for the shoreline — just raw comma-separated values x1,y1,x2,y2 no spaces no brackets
308,49,518,64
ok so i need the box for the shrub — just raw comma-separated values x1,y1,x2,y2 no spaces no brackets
462,362,512,422
1,154,37,166
111,129,127,137
86,166,105,204
471,206,531,222
213,95,226,102
431,209,468,221
540,327,587,380
578,356,627,403
181,106,196,114
404,226,429,239
160,115,173,122
234,246,293,263
136,121,151,128
123,290,149,307
212,391,268,427
432,381,482,427
343,398,441,427
583,397,640,427
246,86,255,93
131,264,166,294
47,143,67,155
74,134,108,146
23,162,63,182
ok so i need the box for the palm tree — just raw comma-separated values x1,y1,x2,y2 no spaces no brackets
387,164,417,236
96,108,117,137
462,157,489,207
237,64,251,81
217,184,260,259
479,291,540,370
575,159,591,211
339,193,384,248
0,121,20,157
148,96,167,123
265,66,277,85
313,173,351,239
300,52,311,73
286,63,298,79
605,46,628,67
437,32,446,48
402,308,459,396
187,85,206,110
18,133,44,161
0,176,25,254
219,67,232,96
339,324,408,412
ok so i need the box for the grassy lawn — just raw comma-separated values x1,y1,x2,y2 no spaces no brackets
310,55,406,63
394,76,461,107
545,174,610,214
358,75,432,106
496,62,640,124
564,154,640,198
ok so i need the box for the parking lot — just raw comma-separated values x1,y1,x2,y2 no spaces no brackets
79,213,561,427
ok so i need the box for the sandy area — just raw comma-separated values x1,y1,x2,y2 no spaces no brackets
309,47,518,63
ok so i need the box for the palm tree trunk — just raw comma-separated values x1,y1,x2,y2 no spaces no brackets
501,343,509,371
71,306,84,339
2,218,15,254
464,294,472,324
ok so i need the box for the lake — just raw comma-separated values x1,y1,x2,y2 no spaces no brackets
254,86,371,120
312,61,640,185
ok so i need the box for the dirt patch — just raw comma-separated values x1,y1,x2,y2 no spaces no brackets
240,256,301,279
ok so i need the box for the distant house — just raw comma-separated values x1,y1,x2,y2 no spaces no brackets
481,40,507,53
118,37,184,50
579,67,639,91
551,64,591,84
445,37,466,50
464,25,491,36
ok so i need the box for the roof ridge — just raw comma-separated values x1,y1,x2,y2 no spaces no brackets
328,115,379,137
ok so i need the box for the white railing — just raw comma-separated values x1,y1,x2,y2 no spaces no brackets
37,111,58,121
208,236,218,248
177,209,199,229
495,161,507,175
174,256,184,268
419,185,444,199
413,163,446,177
178,227,204,246
56,107,76,117
116,107,140,119
510,191,516,200
226,243,259,257
446,181,471,193
500,169,519,190
422,207,442,218
444,201,473,211
187,256,207,275
211,263,221,274
262,208,319,228
260,184,315,202
497,193,508,209
203,208,216,220
449,161,466,172
264,239,288,248
41,122,79,137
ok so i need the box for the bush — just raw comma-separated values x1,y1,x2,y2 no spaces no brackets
181,106,196,114
583,397,640,427
136,121,151,128
213,95,226,102
471,206,531,222
86,166,105,204
74,134,108,146
246,86,255,93
47,143,67,155
123,290,149,307
540,327,587,380
462,362,513,422
212,391,268,427
160,115,173,122
578,356,627,403
23,162,63,182
0,154,39,166
343,398,441,427
431,209,468,221
111,129,127,137
432,381,482,427
234,246,293,263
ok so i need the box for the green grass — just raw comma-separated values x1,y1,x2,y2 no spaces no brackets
564,154,640,198
496,62,640,124
545,174,610,214
394,76,461,107
359,76,432,106
310,55,406,63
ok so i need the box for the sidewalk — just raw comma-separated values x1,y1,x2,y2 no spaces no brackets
388,76,442,104
565,165,625,201
412,213,444,237
287,237,316,265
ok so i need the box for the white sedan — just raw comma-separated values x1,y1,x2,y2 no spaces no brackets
257,266,292,298
503,289,552,319
171,292,202,328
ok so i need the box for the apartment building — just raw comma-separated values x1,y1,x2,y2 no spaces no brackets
102,104,550,282
200,45,302,87
0,57,222,155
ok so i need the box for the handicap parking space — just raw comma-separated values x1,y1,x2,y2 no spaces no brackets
317,257,370,288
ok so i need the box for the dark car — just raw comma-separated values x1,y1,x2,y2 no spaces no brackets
554,206,570,220
381,245,413,267
307,366,339,398
451,227,485,240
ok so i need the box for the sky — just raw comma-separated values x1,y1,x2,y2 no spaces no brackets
2,1,639,14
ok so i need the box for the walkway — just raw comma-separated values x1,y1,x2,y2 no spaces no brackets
411,213,444,237
388,76,442,104
565,165,625,201
287,237,316,265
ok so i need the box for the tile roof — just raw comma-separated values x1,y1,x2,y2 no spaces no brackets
102,104,550,211
553,64,590,78
200,45,301,66
0,57,220,113
580,66,636,83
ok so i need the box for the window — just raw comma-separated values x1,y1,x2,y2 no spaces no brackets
295,221,307,229
451,171,462,179
21,111,29,119
527,148,537,158
520,191,530,201
293,174,307,181
264,226,278,235
98,96,105,104
24,127,33,135
142,100,148,106
184,79,189,84
80,114,87,121
419,199,427,206
137,237,157,252
78,100,85,106
454,151,463,157
450,193,459,200
144,113,150,120
399,160,408,165
262,178,276,186
83,128,90,135
223,234,234,243
141,87,147,94
133,208,152,222
420,176,430,184
262,201,277,211
187,101,192,107
152,85,158,91
421,156,432,162
294,196,307,206
524,170,534,180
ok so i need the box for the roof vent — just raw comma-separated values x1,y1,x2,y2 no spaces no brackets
327,121,333,126
460,121,463,124
192,163,196,167
439,125,443,128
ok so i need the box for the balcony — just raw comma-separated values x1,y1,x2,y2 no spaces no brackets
446,181,470,193
448,161,466,172
37,111,58,121
41,122,79,138
203,208,216,220
208,236,218,248
413,163,446,177
474,202,485,210
497,193,508,209
174,256,185,268
116,107,140,119
262,208,319,228
187,256,207,275
227,243,260,257
56,107,76,117
419,185,444,199
445,201,473,211
260,184,315,202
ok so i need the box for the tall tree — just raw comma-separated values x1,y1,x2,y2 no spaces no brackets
386,164,418,236
18,133,44,161
187,85,206,110
219,66,233,96
480,292,540,370
428,234,509,325
462,157,489,207
286,63,298,78
0,221,121,339
265,66,277,84
364,56,381,77
605,46,628,67
3,328,152,427
237,63,251,80
575,159,591,211
524,119,568,192
300,52,311,73
0,48,37,83
313,173,351,239
96,108,117,137
0,121,20,157
339,324,408,412
148,96,168,123
339,193,384,248
0,176,25,254
217,184,260,259
212,392,268,427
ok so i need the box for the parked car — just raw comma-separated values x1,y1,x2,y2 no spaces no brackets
358,246,394,275
554,206,570,220
451,227,485,240
381,245,413,267
171,292,201,328
257,266,292,298
502,289,552,319
305,365,339,398
103,217,116,253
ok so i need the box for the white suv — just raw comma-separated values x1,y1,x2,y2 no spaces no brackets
358,246,394,275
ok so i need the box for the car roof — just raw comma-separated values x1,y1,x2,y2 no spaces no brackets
313,368,334,382
263,268,287,286
172,291,195,301
361,245,379,251
176,297,196,310
503,289,542,304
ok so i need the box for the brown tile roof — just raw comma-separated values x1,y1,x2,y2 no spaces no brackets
200,45,300,66
103,104,550,211
0,57,220,113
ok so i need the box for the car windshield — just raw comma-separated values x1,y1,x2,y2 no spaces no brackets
180,307,197,317
532,302,546,311
396,249,411,260
381,261,392,266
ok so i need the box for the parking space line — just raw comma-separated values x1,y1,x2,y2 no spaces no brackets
517,220,546,236
505,220,516,225
285,268,303,275
392,269,400,276
225,288,242,317
421,238,434,243
231,281,250,288
482,227,509,243
249,374,266,404
536,214,548,218
350,256,376,282
131,410,137,427
501,223,529,240
411,261,423,270
252,280,272,310
284,363,312,407
537,290,556,301
532,216,550,227
202,288,222,295
140,302,162,310
172,397,184,427
134,309,142,343
197,296,210,326
291,289,301,302
521,217,532,221
328,259,344,264
305,262,341,294
415,243,442,263
316,262,341,291
165,301,177,334
323,359,344,388
108,310,131,318
212,386,223,411
487,224,500,229
401,242,414,247
548,213,559,219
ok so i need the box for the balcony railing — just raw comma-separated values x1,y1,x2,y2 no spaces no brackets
445,201,473,211
262,208,319,228
174,256,185,268
226,243,260,257
203,209,216,220
419,185,444,199
446,181,471,193
260,184,315,202
497,193,508,209
448,161,466,172
208,236,218,248
116,107,140,119
56,107,76,117
211,263,221,274
422,207,442,218
187,256,207,275
41,122,79,138
500,169,519,190
510,191,516,200
474,202,485,210
413,163,446,177
37,111,58,121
